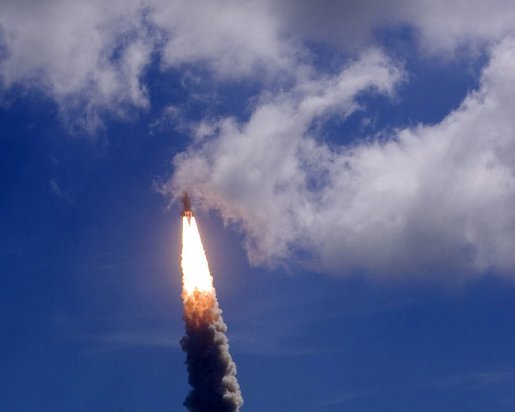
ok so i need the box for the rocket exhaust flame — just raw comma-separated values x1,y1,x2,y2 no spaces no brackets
180,215,243,411
181,217,213,294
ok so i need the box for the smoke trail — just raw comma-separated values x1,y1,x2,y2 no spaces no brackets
180,216,243,412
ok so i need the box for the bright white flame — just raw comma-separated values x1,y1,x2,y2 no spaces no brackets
181,216,214,294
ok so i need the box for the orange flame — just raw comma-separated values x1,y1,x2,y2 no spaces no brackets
181,216,214,295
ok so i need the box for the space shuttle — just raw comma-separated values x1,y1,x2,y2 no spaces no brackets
181,191,193,223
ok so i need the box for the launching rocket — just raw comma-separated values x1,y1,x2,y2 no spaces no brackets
181,191,193,223
179,191,243,411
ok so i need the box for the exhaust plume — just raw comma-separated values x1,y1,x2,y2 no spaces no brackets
180,216,243,411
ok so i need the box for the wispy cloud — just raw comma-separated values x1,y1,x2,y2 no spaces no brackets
437,369,515,388
49,179,74,204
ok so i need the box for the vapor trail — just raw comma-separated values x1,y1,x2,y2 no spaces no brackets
180,216,243,411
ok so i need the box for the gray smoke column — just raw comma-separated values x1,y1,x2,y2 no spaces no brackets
180,216,243,411
181,290,243,411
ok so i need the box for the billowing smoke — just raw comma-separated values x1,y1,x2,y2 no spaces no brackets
180,216,243,411
181,291,243,411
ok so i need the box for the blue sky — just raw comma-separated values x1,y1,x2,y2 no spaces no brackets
2,1,515,410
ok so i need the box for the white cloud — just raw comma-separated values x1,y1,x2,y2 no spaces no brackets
2,0,515,131
167,37,515,280
400,0,515,53
166,49,404,267
0,0,155,131
3,1,515,279
273,0,515,54
151,0,293,77
0,0,292,131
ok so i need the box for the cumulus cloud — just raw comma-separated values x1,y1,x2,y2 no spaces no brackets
166,49,404,267
3,0,515,131
0,0,156,131
4,0,515,279
0,0,291,130
399,0,515,53
273,0,515,54
151,0,293,76
167,37,515,280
